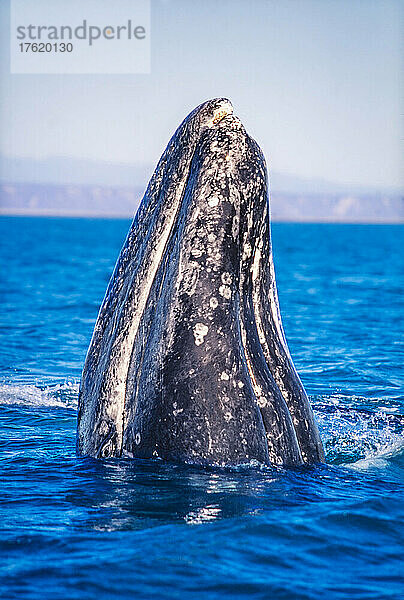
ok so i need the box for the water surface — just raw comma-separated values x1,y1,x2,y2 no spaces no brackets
1,218,403,599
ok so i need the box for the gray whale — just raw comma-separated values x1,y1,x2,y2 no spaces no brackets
77,98,324,467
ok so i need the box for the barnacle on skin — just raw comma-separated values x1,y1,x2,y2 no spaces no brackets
210,101,233,127
212,109,229,125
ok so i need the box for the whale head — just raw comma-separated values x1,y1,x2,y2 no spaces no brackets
77,98,324,467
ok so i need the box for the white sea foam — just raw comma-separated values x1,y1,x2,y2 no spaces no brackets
349,439,404,470
313,394,404,468
0,381,79,409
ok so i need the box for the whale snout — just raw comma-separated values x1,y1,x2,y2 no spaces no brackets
190,97,234,130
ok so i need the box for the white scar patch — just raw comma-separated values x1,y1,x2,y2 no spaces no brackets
219,285,231,299
232,214,239,239
243,242,252,259
208,196,219,208
193,323,209,346
210,297,218,309
221,272,232,285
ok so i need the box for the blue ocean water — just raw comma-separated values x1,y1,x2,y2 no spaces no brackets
0,217,403,600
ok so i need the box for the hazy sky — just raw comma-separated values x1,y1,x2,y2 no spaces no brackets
0,0,403,189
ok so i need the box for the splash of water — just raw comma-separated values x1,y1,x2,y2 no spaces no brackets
0,382,402,467
313,394,404,466
0,381,79,409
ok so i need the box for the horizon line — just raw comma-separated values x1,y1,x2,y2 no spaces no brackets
1,208,403,225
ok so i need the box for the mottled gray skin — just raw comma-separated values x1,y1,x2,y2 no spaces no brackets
77,98,324,467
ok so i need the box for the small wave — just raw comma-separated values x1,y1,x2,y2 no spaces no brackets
313,395,404,467
349,439,404,470
0,381,79,409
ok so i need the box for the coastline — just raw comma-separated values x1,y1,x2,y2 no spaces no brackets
0,207,402,224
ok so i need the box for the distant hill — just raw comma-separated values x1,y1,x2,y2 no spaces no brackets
1,181,402,223
1,155,403,196
0,182,144,218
